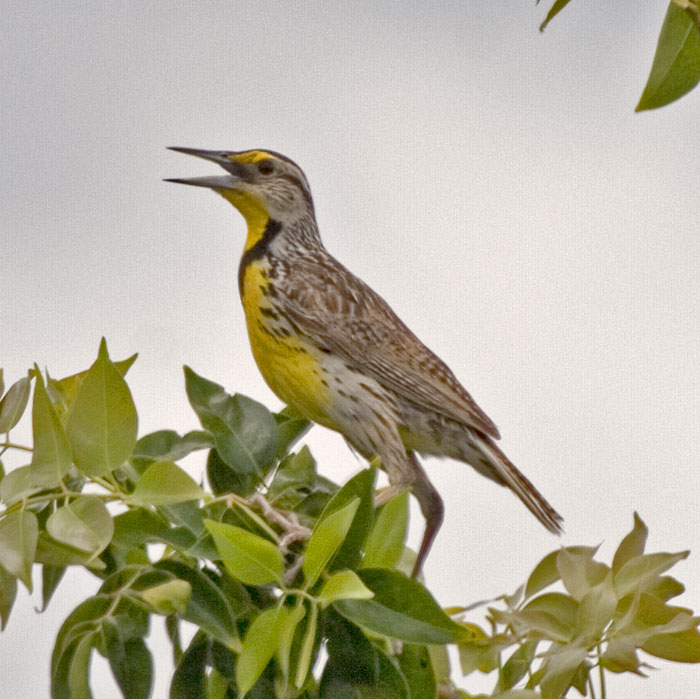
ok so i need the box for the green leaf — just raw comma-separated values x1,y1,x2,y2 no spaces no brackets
614,550,689,598
334,568,462,644
303,497,360,588
539,0,575,32
600,637,642,674
141,579,191,615
41,564,66,611
320,466,376,572
539,642,588,699
35,532,106,569
46,495,113,559
0,368,4,397
399,644,437,699
525,546,594,599
0,565,17,630
104,624,153,699
0,465,42,505
236,606,285,696
205,519,284,585
0,510,38,590
185,367,278,494
0,375,31,433
576,571,618,640
362,489,408,569
276,603,305,681
131,429,213,473
48,353,137,418
29,367,73,487
499,642,538,690
274,406,312,459
295,602,318,688
155,559,242,650
643,624,700,662
318,570,374,608
170,631,209,699
523,592,579,633
637,2,700,111
613,512,648,574
556,546,608,601
65,338,138,477
128,460,203,506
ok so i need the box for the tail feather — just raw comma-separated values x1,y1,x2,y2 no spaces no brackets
474,434,563,535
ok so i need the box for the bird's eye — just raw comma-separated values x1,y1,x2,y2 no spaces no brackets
258,160,275,175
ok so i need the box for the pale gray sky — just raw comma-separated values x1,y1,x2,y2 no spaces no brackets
2,1,699,696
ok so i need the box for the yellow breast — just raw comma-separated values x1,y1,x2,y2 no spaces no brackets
241,261,333,426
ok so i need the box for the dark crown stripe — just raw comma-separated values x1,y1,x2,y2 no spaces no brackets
238,219,283,296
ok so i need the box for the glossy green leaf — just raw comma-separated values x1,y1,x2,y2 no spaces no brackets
155,559,241,650
318,569,374,608
320,466,376,572
295,601,318,688
274,405,311,459
128,460,203,506
362,488,408,569
399,643,436,699
131,429,213,473
104,623,153,699
65,338,138,477
276,604,305,680
334,568,461,644
0,510,38,590
236,606,285,696
185,367,278,494
0,375,31,433
637,2,700,111
205,519,283,585
141,579,190,615
0,465,41,505
612,512,648,574
0,565,17,630
30,368,73,487
538,0,575,32
47,495,113,558
303,497,360,588
170,631,209,699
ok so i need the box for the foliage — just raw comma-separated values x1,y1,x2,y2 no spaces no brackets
538,0,700,110
1,341,699,698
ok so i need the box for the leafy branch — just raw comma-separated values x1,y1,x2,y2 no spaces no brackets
1,341,699,698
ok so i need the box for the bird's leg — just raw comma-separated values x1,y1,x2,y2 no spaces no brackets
406,452,444,578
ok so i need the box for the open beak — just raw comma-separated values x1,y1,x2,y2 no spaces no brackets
165,147,247,190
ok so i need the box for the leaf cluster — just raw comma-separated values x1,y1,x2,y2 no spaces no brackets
1,343,699,698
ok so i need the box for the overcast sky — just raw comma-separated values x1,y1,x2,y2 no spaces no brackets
2,1,699,696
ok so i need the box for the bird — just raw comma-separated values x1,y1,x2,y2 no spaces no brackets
166,147,563,576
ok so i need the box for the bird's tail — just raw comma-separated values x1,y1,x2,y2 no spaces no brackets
474,433,563,535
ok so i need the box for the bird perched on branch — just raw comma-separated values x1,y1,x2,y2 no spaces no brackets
167,147,562,576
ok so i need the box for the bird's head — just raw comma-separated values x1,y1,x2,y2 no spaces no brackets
166,148,315,228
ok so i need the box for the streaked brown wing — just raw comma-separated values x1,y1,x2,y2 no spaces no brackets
277,258,500,439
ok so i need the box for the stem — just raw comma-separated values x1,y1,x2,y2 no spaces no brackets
0,442,32,453
599,657,607,699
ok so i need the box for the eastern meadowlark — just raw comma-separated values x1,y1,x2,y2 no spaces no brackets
167,147,563,576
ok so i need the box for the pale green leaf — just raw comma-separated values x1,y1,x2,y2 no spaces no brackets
303,497,360,588
614,550,689,598
612,512,648,574
141,579,191,615
556,546,607,601
205,519,283,585
295,602,318,688
0,565,17,630
539,643,588,699
236,607,285,695
46,495,113,559
128,460,203,506
30,368,73,487
66,338,138,477
576,571,618,640
0,375,31,433
0,510,38,590
362,488,408,569
318,569,374,608
0,465,41,505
